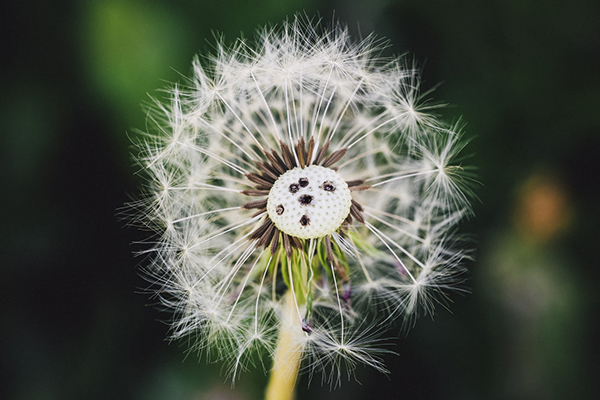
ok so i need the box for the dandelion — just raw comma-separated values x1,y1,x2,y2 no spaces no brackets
132,16,474,399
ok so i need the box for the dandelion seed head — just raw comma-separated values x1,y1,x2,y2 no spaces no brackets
131,15,475,384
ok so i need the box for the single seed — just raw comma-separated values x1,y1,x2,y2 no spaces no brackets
289,183,300,193
299,215,311,226
242,189,270,197
324,235,334,263
276,204,285,215
298,177,309,187
282,233,292,258
322,148,348,168
279,142,295,169
345,179,365,187
242,198,268,210
298,194,313,205
322,181,336,192
290,235,303,249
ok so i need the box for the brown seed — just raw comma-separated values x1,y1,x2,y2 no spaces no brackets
257,222,276,248
255,161,280,181
306,137,315,165
290,235,303,249
246,172,275,186
350,201,365,224
345,179,365,187
270,150,289,173
289,183,300,193
242,198,268,210
276,204,284,215
349,185,372,192
298,177,309,187
314,140,330,165
250,219,274,240
265,153,286,175
282,233,292,259
241,189,270,197
279,142,295,169
295,137,307,168
270,228,280,254
322,148,348,168
351,199,364,211
324,235,334,264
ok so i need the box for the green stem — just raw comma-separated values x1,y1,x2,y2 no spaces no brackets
265,291,303,400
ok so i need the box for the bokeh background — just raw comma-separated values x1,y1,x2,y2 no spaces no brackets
2,0,599,399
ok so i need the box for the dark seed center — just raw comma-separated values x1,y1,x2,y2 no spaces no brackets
299,215,311,226
298,177,309,187
276,204,284,215
298,194,313,205
322,181,336,192
289,183,300,193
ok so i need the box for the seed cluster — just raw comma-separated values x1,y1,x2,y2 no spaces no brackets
241,138,369,256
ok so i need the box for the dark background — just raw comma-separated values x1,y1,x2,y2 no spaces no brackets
2,0,599,399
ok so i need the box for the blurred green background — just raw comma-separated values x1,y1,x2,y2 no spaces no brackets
2,0,599,399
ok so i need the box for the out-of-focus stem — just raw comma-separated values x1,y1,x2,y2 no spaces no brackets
265,290,303,400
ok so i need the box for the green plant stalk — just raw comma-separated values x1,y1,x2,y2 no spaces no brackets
265,290,303,400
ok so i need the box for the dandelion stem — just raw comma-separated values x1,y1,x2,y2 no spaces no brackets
265,290,304,400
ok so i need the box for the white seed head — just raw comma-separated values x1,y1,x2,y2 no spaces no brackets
267,166,351,239
132,15,475,384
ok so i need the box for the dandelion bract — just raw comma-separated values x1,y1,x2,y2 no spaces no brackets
132,16,474,387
